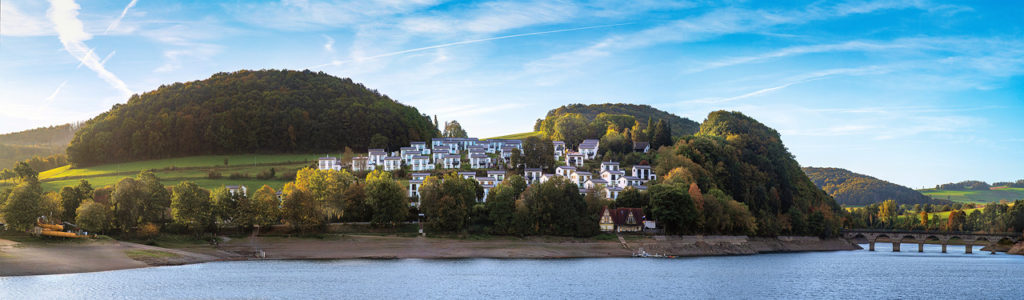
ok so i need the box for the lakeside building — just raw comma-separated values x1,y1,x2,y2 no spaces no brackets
599,207,646,233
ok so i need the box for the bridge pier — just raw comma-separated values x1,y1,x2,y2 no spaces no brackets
869,241,875,251
941,243,947,253
965,243,972,254
892,242,901,252
918,242,924,252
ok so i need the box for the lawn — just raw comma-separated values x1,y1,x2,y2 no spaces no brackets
919,188,1024,203
486,132,543,140
33,153,328,192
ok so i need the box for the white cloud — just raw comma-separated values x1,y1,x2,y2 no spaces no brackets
45,81,68,102
105,0,138,34
154,44,222,72
323,34,335,52
1,1,54,36
47,0,133,98
230,0,441,30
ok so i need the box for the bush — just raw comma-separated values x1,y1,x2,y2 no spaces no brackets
279,170,298,181
207,170,222,179
137,222,160,239
228,172,250,179
256,168,276,180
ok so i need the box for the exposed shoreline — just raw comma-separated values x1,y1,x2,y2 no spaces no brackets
2,235,860,276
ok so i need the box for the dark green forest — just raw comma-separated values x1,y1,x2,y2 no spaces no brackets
655,111,844,237
66,70,439,166
803,167,952,206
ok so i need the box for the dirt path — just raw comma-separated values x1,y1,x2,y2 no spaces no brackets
0,238,220,277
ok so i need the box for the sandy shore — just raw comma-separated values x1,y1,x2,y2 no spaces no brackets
1,234,859,276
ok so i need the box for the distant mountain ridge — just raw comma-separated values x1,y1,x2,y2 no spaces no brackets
0,123,79,169
803,167,952,206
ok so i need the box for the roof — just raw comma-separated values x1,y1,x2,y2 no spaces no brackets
602,170,625,175
368,148,385,152
567,152,583,156
477,177,496,181
351,156,369,161
411,141,426,144
226,185,240,189
444,154,461,159
458,171,476,175
524,168,542,172
411,172,431,176
481,184,495,188
412,155,430,159
319,156,337,160
552,141,566,145
610,208,645,226
622,176,641,180
633,142,650,149
557,166,576,170
369,151,387,155
606,186,624,191
486,170,505,174
400,147,417,150
633,165,651,169
574,171,592,176
409,180,423,184
588,179,608,184
601,161,620,165
470,154,489,158
384,156,402,160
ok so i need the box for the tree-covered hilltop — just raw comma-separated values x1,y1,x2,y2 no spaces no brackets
533,103,699,146
803,167,952,206
656,110,843,237
67,70,439,167
0,124,78,170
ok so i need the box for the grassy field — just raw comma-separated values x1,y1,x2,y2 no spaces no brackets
18,154,334,192
918,188,1024,203
486,132,543,140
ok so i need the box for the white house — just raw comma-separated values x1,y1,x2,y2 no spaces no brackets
540,174,559,184
458,171,477,180
469,154,491,169
524,168,542,184
400,147,419,164
632,165,656,182
227,185,248,197
443,141,459,154
411,173,431,181
382,156,402,171
318,157,341,171
579,139,600,160
478,178,495,202
351,157,374,172
617,176,642,188
442,154,462,169
605,186,623,200
500,146,516,161
369,150,387,166
565,152,584,167
432,150,447,164
571,171,592,188
487,170,506,183
411,141,427,154
600,161,620,172
553,141,566,160
505,140,523,150
408,179,423,203
584,178,608,190
410,155,433,171
601,170,625,187
556,166,576,177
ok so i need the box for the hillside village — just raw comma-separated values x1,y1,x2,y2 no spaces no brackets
315,136,657,232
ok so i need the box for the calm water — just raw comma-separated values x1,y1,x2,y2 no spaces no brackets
2,243,1023,299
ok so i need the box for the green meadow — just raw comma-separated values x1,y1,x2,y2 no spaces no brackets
486,132,543,140
919,187,1024,203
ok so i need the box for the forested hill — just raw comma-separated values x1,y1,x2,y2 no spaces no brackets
536,103,700,137
803,167,952,206
67,69,439,167
657,110,844,236
0,123,78,169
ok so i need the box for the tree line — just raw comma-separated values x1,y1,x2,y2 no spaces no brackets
847,199,1024,233
803,167,952,206
66,69,439,167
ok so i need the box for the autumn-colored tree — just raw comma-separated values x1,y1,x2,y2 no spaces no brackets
1,181,43,231
688,182,704,211
294,168,355,221
281,182,323,233
878,199,898,225
919,210,928,228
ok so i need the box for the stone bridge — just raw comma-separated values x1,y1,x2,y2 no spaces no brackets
842,229,1022,254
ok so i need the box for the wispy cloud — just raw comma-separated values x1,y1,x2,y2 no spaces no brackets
1,1,54,36
45,81,68,102
311,23,629,69
104,0,138,34
47,0,132,98
323,35,335,52
230,0,442,30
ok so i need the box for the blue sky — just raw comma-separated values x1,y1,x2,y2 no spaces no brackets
1,0,1022,188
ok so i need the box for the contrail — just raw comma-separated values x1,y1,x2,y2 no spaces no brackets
105,0,138,34
310,23,631,69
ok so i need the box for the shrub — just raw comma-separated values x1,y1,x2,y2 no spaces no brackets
207,170,223,179
137,222,160,239
228,172,250,179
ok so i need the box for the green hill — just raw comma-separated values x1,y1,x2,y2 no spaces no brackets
657,110,843,236
802,167,952,206
533,103,699,146
919,187,1024,203
0,124,78,169
67,69,439,167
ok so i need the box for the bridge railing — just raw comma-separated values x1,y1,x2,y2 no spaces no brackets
842,228,1021,237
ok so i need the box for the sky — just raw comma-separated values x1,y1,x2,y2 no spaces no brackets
1,0,1022,188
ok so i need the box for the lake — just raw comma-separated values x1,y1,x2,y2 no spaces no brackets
2,243,1022,299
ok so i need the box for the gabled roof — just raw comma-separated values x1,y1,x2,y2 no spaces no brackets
633,142,650,149
610,208,645,226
